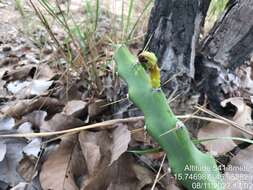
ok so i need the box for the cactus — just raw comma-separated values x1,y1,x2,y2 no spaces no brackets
114,46,223,190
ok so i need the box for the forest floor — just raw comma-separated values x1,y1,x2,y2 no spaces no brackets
1,1,253,190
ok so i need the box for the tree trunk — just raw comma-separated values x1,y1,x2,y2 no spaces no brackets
144,0,253,114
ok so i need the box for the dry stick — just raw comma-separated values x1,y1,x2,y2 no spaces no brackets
157,170,169,183
100,97,128,108
151,154,166,190
162,70,183,87
0,115,226,138
0,117,143,138
195,106,253,136
142,33,154,52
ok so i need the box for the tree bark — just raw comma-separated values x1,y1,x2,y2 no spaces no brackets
144,0,253,114
143,0,211,100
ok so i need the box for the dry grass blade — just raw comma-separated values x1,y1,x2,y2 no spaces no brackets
100,97,128,108
195,105,253,136
54,0,78,49
0,117,143,138
151,154,166,190
142,33,154,52
0,115,226,138
29,0,66,58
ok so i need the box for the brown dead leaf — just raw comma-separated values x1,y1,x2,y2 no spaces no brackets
110,124,131,164
40,136,86,190
40,113,84,132
224,145,253,190
0,58,18,87
88,99,107,118
0,57,19,68
221,97,253,139
21,110,47,130
2,97,64,119
1,61,56,82
2,65,36,81
132,164,154,188
78,125,154,190
63,100,87,118
79,125,131,173
35,64,56,80
198,97,253,154
79,130,111,175
197,122,237,155
1,99,32,119
17,155,37,182
82,154,154,190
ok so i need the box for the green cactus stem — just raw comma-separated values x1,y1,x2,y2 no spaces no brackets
114,46,223,190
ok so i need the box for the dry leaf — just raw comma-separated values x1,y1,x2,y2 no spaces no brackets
197,122,237,155
28,80,53,95
0,141,6,162
40,136,85,190
40,113,84,132
88,99,107,118
198,97,253,154
35,64,56,80
110,124,131,164
132,164,154,188
17,155,37,181
221,97,253,139
2,97,64,119
79,125,131,173
79,131,111,175
79,126,153,190
1,100,32,118
83,154,154,190
0,116,15,130
21,110,47,130
17,122,33,135
81,142,101,174
6,80,53,96
0,138,27,186
0,57,19,80
22,138,41,157
63,100,87,118
2,65,36,82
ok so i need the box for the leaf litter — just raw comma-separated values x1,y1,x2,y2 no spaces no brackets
1,0,253,190
0,1,163,189
197,97,253,155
